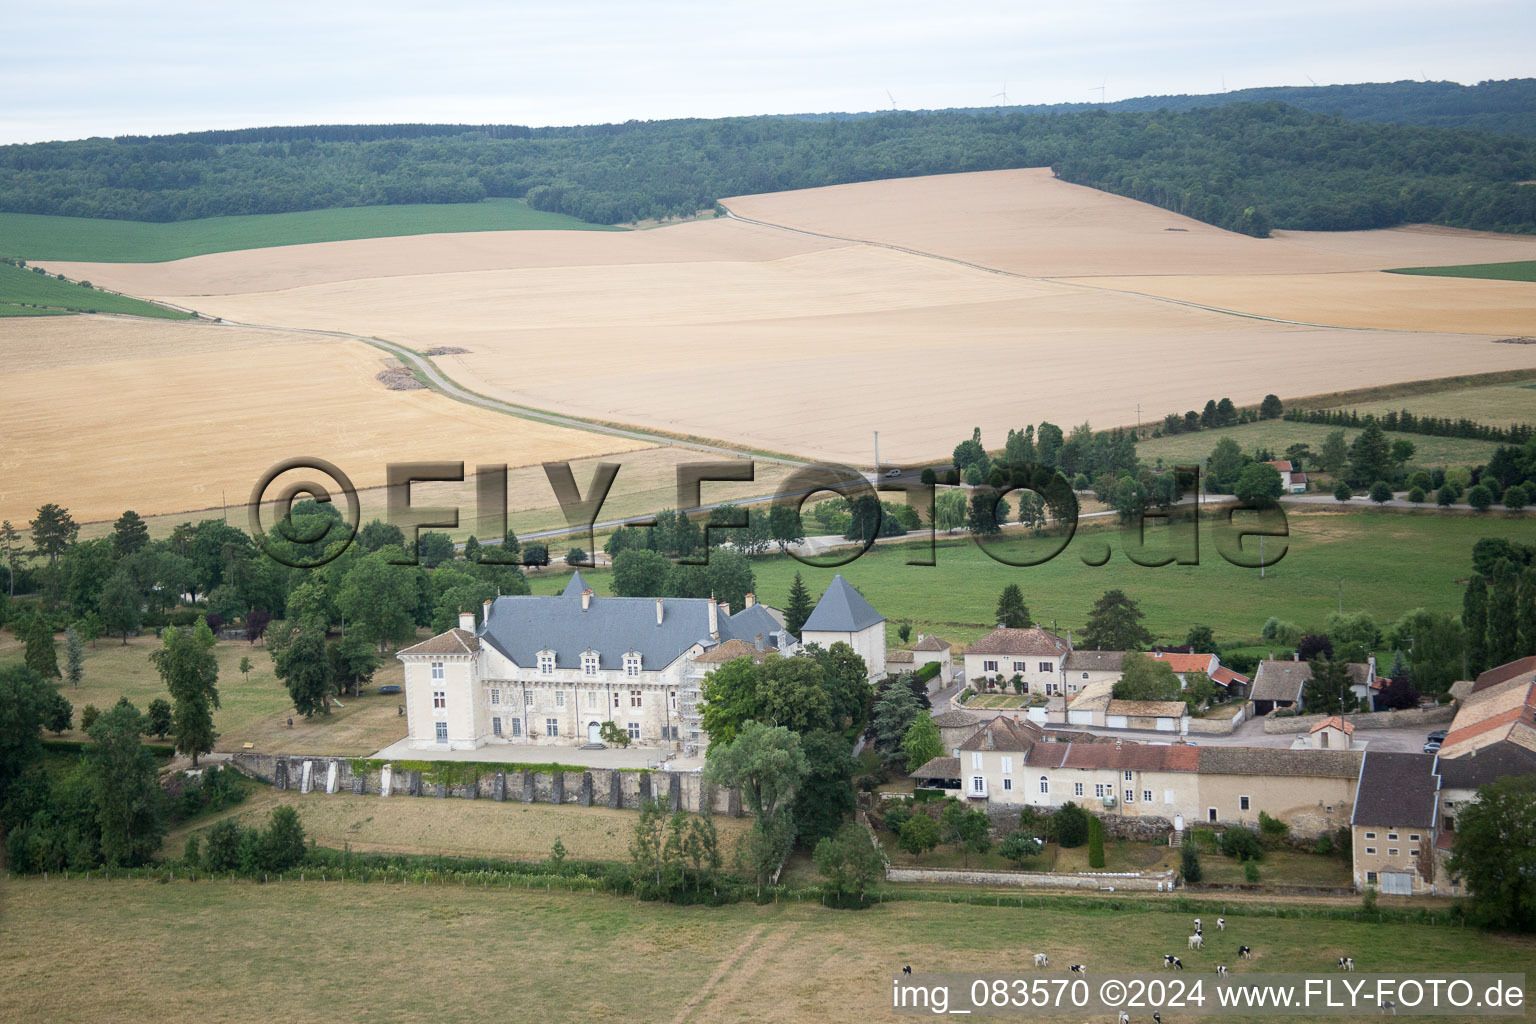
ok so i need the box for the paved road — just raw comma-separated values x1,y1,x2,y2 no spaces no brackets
1281,492,1521,513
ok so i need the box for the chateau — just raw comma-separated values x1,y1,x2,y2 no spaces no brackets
396,572,882,755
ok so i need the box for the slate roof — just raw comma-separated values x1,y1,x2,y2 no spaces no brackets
470,576,780,671
1064,650,1125,672
958,715,1043,752
914,634,952,652
1471,656,1536,695
1435,743,1536,790
1197,746,1362,778
966,627,1070,657
800,573,885,633
1250,660,1310,703
910,756,961,781
1352,751,1440,828
1106,699,1188,718
399,628,481,656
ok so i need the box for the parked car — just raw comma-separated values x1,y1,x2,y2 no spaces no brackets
1423,738,1443,754
1427,729,1448,743
884,468,902,477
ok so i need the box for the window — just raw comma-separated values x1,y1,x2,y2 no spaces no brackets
614,692,620,708
510,718,521,737
546,718,559,738
630,690,643,708
432,690,445,709
983,660,998,673
1082,672,1089,679
1039,661,1052,673
1388,848,1399,857
1365,847,1376,855
582,654,598,676
490,688,500,705
1124,770,1133,782
1208,808,1217,822
1365,832,1376,840
1094,783,1107,798
627,721,640,740
1074,782,1084,797
1003,778,1012,791
492,717,502,736
1388,832,1398,841
1409,834,1420,842
1326,805,1334,814
555,690,566,708
1240,796,1250,811
1143,790,1153,803
625,654,640,677
538,653,554,675
972,776,985,795
1013,661,1027,673
435,721,447,742
972,752,983,770
1039,777,1049,795
1125,789,1134,803
1366,871,1377,884
430,661,444,680
1001,756,1013,774
586,691,599,709
524,692,534,707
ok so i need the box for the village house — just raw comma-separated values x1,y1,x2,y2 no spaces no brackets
913,633,956,684
1249,659,1309,715
1290,716,1366,751
962,626,1072,694
1350,751,1440,896
798,574,887,681
1265,459,1310,494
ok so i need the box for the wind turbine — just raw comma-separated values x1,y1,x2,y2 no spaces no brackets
992,82,1009,106
1090,79,1106,103
886,89,897,111
1305,73,1318,86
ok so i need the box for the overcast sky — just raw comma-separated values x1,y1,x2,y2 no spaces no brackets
3,0,1533,145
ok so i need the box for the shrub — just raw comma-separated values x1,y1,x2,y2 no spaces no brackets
1369,480,1393,504
999,830,1043,868
202,819,245,872
182,834,201,869
883,803,912,834
1257,810,1289,836
1243,860,1261,883
1362,885,1378,912
1180,844,1202,883
1314,833,1335,856
79,704,100,731
1503,485,1529,511
1052,802,1090,848
1333,481,1353,502
1087,816,1106,868
1466,484,1495,512
1406,486,1426,504
1436,484,1457,506
260,805,307,871
1219,826,1264,862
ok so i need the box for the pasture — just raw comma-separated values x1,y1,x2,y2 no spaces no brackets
45,171,1536,468
2,878,1530,1024
1324,377,1536,429
1387,260,1536,283
0,262,191,319
533,506,1532,646
0,198,615,263
1136,420,1504,471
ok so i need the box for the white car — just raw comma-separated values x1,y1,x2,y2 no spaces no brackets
884,468,902,477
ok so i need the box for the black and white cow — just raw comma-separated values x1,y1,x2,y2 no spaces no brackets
1338,957,1355,972
1069,964,1087,974
1238,946,1253,960
1034,953,1049,968
1215,965,1229,976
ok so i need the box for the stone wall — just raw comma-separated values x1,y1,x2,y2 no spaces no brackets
229,753,739,815
886,867,1176,890
1187,704,1248,736
1260,704,1455,735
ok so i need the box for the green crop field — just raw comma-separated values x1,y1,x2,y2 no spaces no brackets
0,263,193,318
1,879,1528,1024
1319,379,1536,430
1137,420,1502,472
1385,260,1536,283
532,506,1532,647
0,198,619,263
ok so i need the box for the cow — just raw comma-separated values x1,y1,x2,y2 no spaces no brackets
1163,954,1178,967
1188,934,1203,950
1215,965,1228,976
1338,957,1355,972
1153,1012,1162,1024
1193,918,1201,932
1034,954,1049,968
1168,957,1184,971
1069,964,1087,974
1381,999,1397,1016
902,966,912,975
1118,1013,1130,1024
1238,946,1253,960
1216,918,1226,931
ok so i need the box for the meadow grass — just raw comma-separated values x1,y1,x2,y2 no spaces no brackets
1385,260,1536,283
1137,420,1501,471
1,878,1529,1024
0,262,192,318
532,506,1532,646
1318,378,1536,429
0,198,618,263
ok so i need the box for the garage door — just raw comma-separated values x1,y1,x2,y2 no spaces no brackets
1380,871,1414,895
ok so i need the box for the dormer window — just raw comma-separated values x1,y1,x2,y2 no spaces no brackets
624,653,641,677
582,652,599,676
538,651,555,675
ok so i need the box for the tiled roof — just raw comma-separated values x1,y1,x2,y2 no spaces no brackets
1441,678,1536,757
910,756,960,780
1063,743,1200,773
1250,660,1310,702
958,715,1043,752
966,627,1070,657
1344,663,1374,687
1064,650,1125,672
1143,652,1215,675
1266,460,1294,472
887,650,916,663
914,634,951,652
1211,667,1250,688
1106,699,1188,718
693,638,770,664
1197,746,1362,778
1310,716,1355,736
399,628,480,656
1352,751,1439,828
1472,656,1536,694
931,709,981,728
1024,743,1072,769
801,574,885,633
1435,742,1536,790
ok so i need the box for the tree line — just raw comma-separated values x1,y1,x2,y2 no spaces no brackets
1284,407,1534,445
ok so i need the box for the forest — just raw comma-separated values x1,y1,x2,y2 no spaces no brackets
3,83,1535,237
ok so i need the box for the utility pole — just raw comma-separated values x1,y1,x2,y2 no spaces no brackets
1338,580,1343,616
874,430,880,474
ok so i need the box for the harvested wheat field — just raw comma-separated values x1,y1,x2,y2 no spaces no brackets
0,316,653,525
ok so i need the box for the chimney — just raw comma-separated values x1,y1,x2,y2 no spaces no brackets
708,600,719,639
720,602,730,617
581,588,593,611
656,597,664,626
458,610,474,631
744,592,756,608
482,598,493,626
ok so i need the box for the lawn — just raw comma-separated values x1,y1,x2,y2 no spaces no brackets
161,786,752,864
528,506,1533,647
0,198,619,263
1195,848,1355,888
0,630,408,756
1137,419,1501,472
0,262,193,318
1385,260,1536,283
4,878,1530,1024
